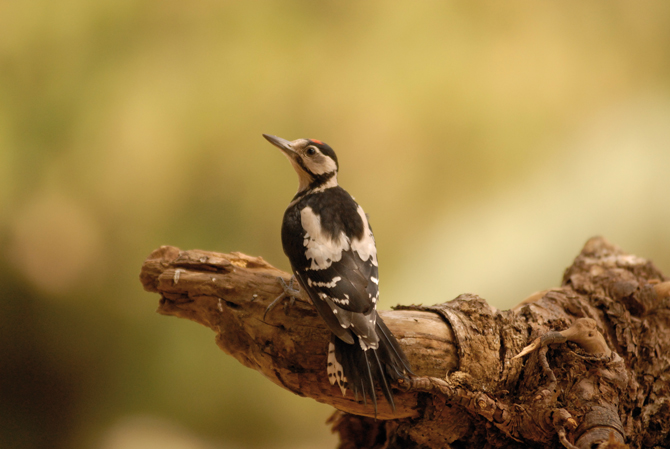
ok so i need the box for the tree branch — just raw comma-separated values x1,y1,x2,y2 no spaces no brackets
140,237,670,448
140,246,458,419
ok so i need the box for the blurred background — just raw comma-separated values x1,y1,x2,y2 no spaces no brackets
2,1,670,448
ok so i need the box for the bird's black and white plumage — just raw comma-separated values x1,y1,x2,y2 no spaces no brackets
263,133,412,414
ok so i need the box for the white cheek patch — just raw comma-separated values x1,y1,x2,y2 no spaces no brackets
304,153,337,175
350,206,378,266
301,207,350,270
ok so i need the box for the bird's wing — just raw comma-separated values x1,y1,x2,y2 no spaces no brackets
302,246,378,314
297,207,381,348
302,248,380,349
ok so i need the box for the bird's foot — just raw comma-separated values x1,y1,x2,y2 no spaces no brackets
264,276,300,320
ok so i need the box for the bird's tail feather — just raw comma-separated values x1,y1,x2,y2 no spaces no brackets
329,313,412,416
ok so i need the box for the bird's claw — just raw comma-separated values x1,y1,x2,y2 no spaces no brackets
263,276,300,321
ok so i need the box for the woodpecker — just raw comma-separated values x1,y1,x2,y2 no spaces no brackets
263,133,412,414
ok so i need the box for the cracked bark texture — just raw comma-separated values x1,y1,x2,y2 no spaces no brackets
139,237,670,449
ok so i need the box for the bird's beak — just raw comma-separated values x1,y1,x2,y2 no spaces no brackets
263,134,297,158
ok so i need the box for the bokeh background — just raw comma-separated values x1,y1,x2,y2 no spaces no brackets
2,1,670,448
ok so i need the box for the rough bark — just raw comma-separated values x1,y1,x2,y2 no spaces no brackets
139,237,670,449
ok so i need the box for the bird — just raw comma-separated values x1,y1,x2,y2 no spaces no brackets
262,133,412,415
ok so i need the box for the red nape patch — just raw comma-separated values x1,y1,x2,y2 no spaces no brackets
310,139,324,145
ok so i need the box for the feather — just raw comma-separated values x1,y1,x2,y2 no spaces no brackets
279,176,412,412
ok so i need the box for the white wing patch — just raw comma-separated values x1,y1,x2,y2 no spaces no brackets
301,206,350,270
331,293,350,306
307,276,342,288
301,205,378,271
350,206,378,266
327,342,347,396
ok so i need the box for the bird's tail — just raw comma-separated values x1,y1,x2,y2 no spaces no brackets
328,313,412,416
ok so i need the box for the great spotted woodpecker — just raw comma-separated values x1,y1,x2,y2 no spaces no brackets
262,134,412,414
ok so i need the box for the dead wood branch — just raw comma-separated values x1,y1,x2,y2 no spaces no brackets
140,237,670,448
139,246,458,419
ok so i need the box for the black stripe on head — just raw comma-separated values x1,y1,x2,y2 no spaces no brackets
309,172,336,190
292,154,336,191
309,139,339,171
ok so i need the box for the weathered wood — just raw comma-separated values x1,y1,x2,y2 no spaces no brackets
140,245,458,419
140,237,670,448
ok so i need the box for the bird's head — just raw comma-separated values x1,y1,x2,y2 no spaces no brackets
263,134,339,193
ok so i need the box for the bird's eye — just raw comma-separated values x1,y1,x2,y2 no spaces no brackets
306,147,317,156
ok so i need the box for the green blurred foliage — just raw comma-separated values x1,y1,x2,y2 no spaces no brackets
1,1,670,448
